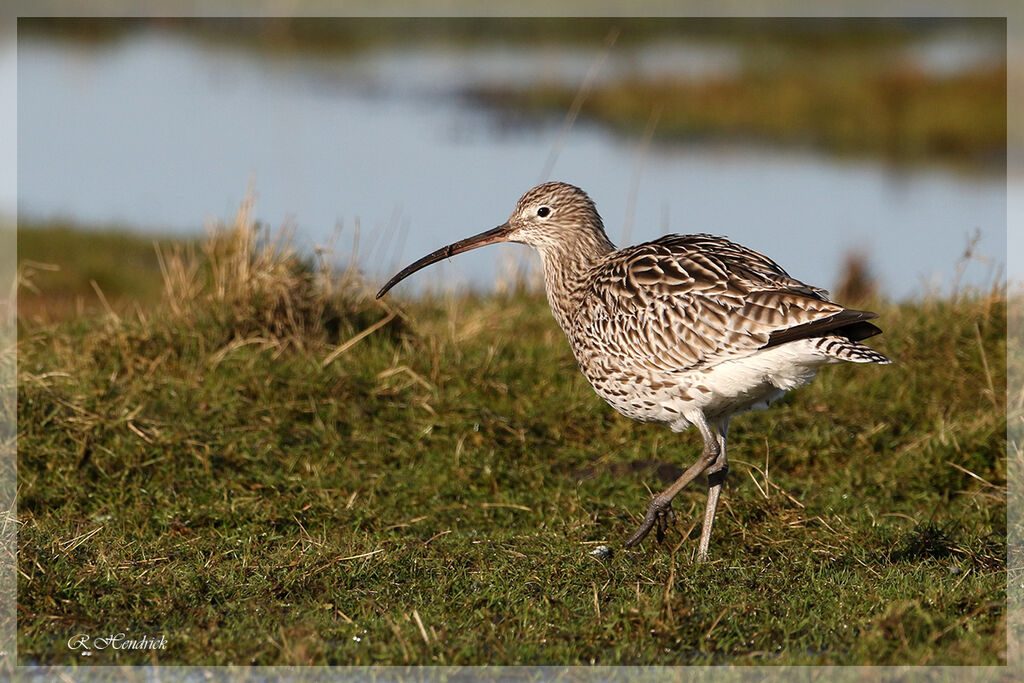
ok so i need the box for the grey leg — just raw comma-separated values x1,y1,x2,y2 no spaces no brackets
623,412,719,549
696,420,729,562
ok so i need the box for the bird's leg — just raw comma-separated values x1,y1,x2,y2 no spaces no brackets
696,421,729,562
623,414,720,549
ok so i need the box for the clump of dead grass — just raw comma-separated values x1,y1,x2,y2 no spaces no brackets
156,193,383,353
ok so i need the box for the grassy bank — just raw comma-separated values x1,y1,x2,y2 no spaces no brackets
20,17,996,52
16,214,1007,666
469,59,1005,171
17,222,187,325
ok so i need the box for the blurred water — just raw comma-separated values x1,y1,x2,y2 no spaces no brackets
903,26,1006,76
16,29,1006,300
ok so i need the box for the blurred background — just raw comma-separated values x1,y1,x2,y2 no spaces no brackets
13,17,1009,318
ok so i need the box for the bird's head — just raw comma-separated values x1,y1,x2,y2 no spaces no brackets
376,181,608,299
502,181,605,250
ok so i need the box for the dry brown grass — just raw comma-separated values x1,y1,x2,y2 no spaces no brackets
158,195,335,350
152,193,397,361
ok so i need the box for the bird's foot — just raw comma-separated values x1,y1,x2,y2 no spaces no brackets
623,497,675,548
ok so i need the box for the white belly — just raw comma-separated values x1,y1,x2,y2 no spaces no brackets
692,340,830,417
587,339,835,431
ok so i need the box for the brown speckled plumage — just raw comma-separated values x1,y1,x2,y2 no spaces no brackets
378,181,891,559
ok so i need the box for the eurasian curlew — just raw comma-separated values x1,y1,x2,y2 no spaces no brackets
377,181,891,561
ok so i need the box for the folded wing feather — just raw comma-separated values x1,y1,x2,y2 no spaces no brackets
575,234,879,374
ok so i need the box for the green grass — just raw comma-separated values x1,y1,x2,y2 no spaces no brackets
15,217,1008,666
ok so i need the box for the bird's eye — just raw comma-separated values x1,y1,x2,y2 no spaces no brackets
536,206,551,218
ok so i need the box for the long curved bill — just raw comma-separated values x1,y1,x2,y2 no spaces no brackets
376,223,513,299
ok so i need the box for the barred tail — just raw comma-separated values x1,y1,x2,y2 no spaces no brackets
813,336,892,364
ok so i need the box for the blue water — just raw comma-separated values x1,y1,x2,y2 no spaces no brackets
16,29,1007,299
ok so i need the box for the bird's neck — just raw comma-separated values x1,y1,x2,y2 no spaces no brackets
537,228,616,332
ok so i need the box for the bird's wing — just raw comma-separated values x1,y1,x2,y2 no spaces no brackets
574,234,873,374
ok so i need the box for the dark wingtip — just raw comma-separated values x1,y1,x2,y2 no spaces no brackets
765,308,883,348
840,320,883,342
